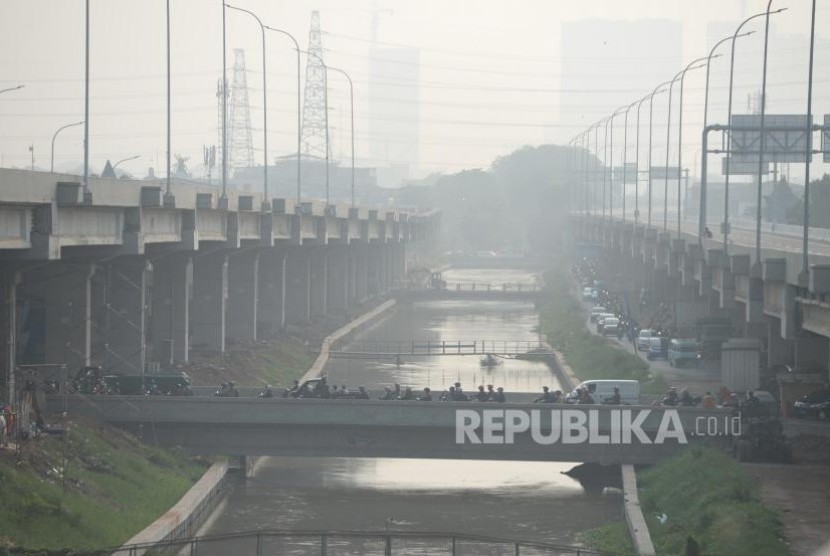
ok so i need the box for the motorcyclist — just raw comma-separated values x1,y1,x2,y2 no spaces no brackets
398,386,415,400
228,381,239,397
534,386,556,403
417,387,433,401
491,387,506,403
679,389,697,407
660,388,679,406
578,388,595,404
603,387,621,405
258,385,274,398
486,384,496,400
379,386,397,400
355,386,370,399
475,385,489,402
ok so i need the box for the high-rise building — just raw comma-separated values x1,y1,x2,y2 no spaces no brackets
368,46,420,188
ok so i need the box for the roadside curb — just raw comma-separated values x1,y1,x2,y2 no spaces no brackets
301,299,397,382
120,460,228,554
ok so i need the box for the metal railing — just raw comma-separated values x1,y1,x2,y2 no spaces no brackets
330,340,551,357
439,282,540,292
111,528,607,556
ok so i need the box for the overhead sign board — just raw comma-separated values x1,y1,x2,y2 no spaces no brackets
649,166,681,180
613,163,638,184
721,157,769,176
730,114,811,164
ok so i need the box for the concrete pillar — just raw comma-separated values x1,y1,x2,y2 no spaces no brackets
767,317,794,368
1,268,20,402
327,247,349,312
39,263,94,370
104,258,149,374
150,255,192,367
369,245,382,296
227,250,260,343
795,333,829,370
191,251,228,353
285,247,311,324
347,247,359,306
258,248,286,336
310,247,328,319
356,245,369,302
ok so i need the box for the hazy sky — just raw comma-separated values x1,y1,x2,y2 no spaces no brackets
1,0,828,183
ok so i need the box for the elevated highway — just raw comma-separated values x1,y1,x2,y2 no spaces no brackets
0,168,441,401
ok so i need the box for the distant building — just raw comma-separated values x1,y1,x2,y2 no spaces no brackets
368,47,420,187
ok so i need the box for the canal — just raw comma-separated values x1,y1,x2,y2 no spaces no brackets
199,268,623,552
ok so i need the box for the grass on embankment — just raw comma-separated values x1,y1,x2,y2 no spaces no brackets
185,336,316,387
0,419,207,552
539,268,667,394
583,447,790,556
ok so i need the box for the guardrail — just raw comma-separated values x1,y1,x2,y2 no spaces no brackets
440,282,540,292
111,528,607,556
330,340,551,357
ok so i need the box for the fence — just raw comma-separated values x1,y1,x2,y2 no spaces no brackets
330,340,551,357
112,529,607,556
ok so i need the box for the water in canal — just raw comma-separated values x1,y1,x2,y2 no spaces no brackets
200,268,623,553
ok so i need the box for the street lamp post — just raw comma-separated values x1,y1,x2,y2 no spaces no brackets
698,33,753,244
219,0,228,208
164,0,175,207
621,100,638,223
113,155,140,171
721,7,786,254
264,26,302,204
51,121,84,173
753,0,776,275
647,80,672,229
676,56,710,238
801,0,818,281
83,0,92,204
0,84,24,95
226,4,270,210
633,92,653,226
325,65,355,207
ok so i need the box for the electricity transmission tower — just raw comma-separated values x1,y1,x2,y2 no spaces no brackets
227,49,254,176
301,11,329,160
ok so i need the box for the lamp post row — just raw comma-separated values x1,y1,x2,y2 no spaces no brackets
60,2,357,210
572,2,802,266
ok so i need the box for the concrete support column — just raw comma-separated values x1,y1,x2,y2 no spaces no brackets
310,247,328,319
285,247,311,325
104,258,149,374
327,247,349,313
41,263,94,370
795,333,829,371
191,251,228,353
150,255,192,367
767,317,794,367
1,268,20,402
227,250,260,343
368,245,382,296
347,246,359,306
258,248,286,336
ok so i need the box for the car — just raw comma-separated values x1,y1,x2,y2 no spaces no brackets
565,379,641,405
589,306,607,323
793,390,830,420
646,337,669,360
596,313,616,334
637,329,653,351
601,317,620,336
581,287,594,301
668,339,701,367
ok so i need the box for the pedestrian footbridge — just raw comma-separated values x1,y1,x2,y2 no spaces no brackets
51,395,734,464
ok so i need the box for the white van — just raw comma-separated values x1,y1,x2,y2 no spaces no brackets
565,379,641,405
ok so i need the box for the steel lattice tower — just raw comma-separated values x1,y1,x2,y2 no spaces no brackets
301,11,329,160
228,49,255,175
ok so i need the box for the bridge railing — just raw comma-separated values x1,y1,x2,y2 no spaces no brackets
440,282,539,292
331,340,551,356
111,528,606,556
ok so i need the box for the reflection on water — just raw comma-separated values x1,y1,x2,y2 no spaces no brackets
202,269,622,550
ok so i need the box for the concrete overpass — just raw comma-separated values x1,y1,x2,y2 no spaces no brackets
0,169,440,401
50,395,734,464
575,213,830,387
